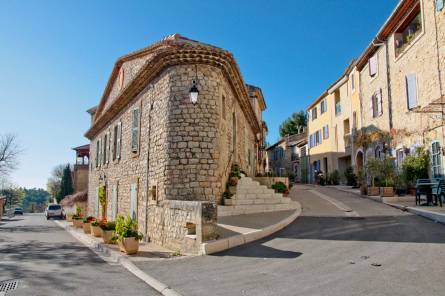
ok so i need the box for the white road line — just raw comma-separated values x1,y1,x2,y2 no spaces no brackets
309,189,360,217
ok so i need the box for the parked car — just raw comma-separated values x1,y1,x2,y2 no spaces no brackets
45,204,65,220
14,207,23,215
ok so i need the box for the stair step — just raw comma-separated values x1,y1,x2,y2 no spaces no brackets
224,197,291,206
218,201,298,217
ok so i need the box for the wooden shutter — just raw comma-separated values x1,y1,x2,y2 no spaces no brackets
110,128,114,162
406,74,418,109
111,183,118,220
106,131,110,164
98,138,102,167
369,54,378,76
96,140,100,168
131,109,140,152
117,121,122,159
130,183,138,220
377,90,383,116
437,0,444,12
369,95,374,118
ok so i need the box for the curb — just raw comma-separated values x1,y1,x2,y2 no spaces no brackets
201,202,302,254
329,186,445,225
54,220,182,296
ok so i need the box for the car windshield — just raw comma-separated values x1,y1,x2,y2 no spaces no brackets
15,208,22,210
48,205,61,210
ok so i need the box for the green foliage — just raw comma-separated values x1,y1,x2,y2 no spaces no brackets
271,182,287,193
98,186,106,206
115,215,143,241
329,170,340,185
58,164,74,202
344,167,357,186
1,186,25,208
366,157,396,187
401,147,430,187
91,220,99,227
82,216,95,223
21,188,49,212
100,221,116,231
279,111,307,137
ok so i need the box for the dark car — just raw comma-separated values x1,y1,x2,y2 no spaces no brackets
14,207,23,215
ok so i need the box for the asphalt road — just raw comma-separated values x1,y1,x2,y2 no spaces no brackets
0,214,159,296
135,185,445,296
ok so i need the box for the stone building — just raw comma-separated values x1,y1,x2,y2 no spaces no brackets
356,0,445,176
266,132,307,182
84,34,267,253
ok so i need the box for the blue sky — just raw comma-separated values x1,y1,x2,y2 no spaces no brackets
0,0,398,189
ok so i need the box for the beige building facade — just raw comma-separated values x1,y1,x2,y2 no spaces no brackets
84,34,267,253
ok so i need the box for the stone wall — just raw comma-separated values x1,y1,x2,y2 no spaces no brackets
88,62,259,253
73,165,88,192
254,177,289,188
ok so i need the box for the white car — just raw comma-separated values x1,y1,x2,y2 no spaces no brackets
45,204,65,220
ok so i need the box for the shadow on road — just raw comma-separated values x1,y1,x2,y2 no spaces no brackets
214,243,303,259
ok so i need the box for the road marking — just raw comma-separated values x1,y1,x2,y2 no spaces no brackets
309,189,360,217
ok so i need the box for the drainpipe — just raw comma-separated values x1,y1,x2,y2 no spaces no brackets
374,38,393,131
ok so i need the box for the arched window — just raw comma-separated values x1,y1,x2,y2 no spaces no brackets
375,146,383,159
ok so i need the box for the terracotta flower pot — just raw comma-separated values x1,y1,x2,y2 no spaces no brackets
360,185,367,195
367,186,380,196
102,230,115,244
73,219,83,228
82,222,91,234
66,215,73,222
381,187,394,197
119,237,139,255
91,225,102,237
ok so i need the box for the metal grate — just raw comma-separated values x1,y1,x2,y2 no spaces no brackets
0,280,19,293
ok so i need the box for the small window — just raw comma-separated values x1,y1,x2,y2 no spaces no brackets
320,100,327,114
131,108,140,153
312,107,318,120
334,91,341,116
371,90,382,118
394,4,422,57
343,119,350,135
323,125,329,140
222,95,226,120
406,73,418,110
369,54,378,77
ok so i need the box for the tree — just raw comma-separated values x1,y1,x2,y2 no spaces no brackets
279,111,307,137
22,188,50,212
0,186,25,208
0,134,22,176
47,164,65,202
58,164,74,203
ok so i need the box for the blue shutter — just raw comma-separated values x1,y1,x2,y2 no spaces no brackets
406,74,418,109
130,183,138,220
437,0,444,11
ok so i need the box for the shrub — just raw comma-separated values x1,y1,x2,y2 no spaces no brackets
272,182,287,193
115,215,143,241
344,167,357,186
401,147,430,187
367,157,396,187
329,170,340,185
91,220,99,227
82,216,95,223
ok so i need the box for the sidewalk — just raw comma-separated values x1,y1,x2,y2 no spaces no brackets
329,185,445,224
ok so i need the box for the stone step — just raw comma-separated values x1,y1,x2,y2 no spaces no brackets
234,192,284,200
224,197,291,206
218,201,299,217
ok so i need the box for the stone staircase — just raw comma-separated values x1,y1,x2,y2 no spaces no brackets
218,176,299,217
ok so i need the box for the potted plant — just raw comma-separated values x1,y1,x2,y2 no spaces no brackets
90,220,103,237
100,221,116,244
379,157,395,197
401,147,430,195
98,185,107,219
329,170,340,185
115,214,143,255
344,166,358,187
271,182,287,194
82,216,95,234
72,205,83,228
366,159,381,196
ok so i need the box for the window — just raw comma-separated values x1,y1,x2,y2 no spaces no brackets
320,99,327,114
396,149,405,167
375,146,383,159
371,90,383,118
334,90,341,116
112,125,118,161
117,122,122,159
131,108,140,153
369,54,378,77
351,73,355,91
103,134,108,165
432,141,443,177
395,4,422,57
323,125,329,140
343,119,350,135
222,95,226,120
406,73,418,110
95,140,100,168
311,107,318,120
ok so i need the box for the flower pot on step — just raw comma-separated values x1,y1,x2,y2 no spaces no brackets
381,187,394,197
73,219,83,228
91,225,102,237
228,186,237,195
367,186,380,196
119,237,139,255
102,230,115,244
82,222,91,234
